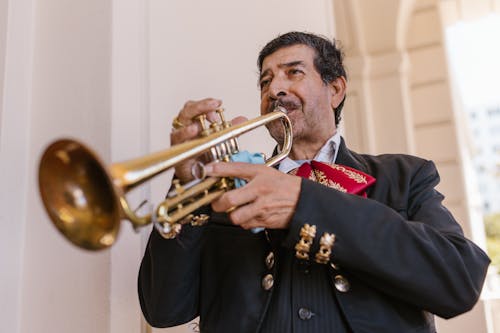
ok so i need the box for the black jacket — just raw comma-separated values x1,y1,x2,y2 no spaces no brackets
138,139,490,333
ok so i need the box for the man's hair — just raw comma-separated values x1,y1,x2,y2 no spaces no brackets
257,31,347,125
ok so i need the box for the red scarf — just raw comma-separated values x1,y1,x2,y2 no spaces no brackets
290,160,376,197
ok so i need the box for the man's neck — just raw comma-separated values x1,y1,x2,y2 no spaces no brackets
288,131,337,160
289,141,324,160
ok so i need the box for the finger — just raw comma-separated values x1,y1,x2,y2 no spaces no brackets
179,98,222,124
205,162,266,180
231,116,248,126
228,202,263,227
239,219,264,230
211,185,258,213
206,110,219,123
170,123,200,145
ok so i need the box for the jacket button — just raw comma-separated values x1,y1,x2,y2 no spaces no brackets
334,274,350,292
298,307,314,320
262,274,274,290
265,252,275,269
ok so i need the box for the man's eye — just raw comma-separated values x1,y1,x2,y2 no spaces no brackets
289,69,304,75
260,79,270,89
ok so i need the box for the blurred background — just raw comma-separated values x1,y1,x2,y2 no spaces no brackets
1,0,500,332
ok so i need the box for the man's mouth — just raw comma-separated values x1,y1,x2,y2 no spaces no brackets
270,99,301,114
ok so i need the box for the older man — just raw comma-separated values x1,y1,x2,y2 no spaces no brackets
138,31,490,333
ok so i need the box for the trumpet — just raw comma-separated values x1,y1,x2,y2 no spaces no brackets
38,108,292,250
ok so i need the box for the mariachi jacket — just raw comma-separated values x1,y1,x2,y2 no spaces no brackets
138,138,490,333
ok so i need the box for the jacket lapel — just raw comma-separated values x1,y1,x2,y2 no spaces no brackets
333,138,378,198
334,137,369,173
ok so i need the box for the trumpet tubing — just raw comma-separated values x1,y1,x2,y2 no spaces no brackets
38,109,292,250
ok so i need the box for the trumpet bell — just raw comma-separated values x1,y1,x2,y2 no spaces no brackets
38,109,292,250
38,139,121,250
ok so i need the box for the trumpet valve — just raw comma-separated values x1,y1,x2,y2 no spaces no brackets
216,108,231,129
210,122,222,132
194,114,212,137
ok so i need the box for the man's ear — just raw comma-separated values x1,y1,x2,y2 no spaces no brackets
329,76,347,109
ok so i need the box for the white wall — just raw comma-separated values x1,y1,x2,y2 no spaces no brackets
25,0,113,330
0,0,6,117
1,0,112,332
1,0,336,332
1,1,36,332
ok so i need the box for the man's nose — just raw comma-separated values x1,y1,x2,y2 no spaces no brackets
268,76,288,100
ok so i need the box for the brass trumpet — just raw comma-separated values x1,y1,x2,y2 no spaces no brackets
38,108,292,251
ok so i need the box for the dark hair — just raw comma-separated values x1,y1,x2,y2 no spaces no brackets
258,31,347,125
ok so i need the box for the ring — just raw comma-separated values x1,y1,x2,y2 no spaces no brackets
172,116,185,129
225,206,237,213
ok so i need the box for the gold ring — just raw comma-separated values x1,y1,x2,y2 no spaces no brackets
225,206,237,213
172,116,185,129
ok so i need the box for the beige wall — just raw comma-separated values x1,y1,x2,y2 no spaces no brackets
0,0,6,122
1,0,495,332
26,0,113,329
1,0,335,332
1,0,112,332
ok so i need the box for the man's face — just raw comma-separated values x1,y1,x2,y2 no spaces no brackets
259,44,337,145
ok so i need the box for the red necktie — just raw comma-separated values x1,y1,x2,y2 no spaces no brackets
290,160,376,197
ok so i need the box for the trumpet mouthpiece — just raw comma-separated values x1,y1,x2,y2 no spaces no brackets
275,105,288,114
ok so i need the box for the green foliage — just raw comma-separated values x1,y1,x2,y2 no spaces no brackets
485,213,500,270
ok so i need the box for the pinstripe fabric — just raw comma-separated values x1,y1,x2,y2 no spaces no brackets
259,231,351,333
260,133,348,332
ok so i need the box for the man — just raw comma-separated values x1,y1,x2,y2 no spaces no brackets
138,32,490,333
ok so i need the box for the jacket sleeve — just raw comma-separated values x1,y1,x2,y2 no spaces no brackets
282,159,490,318
138,222,205,327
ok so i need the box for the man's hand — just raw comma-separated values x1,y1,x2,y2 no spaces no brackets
170,98,247,183
206,162,301,230
170,98,222,182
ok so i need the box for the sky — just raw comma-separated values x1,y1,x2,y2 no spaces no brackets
446,13,500,109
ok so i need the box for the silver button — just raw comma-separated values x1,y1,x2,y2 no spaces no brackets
265,252,275,269
262,274,274,290
298,307,314,320
334,274,350,292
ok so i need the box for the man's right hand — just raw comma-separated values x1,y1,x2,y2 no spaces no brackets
170,98,223,183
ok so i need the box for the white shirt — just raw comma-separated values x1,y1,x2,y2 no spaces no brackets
278,132,341,174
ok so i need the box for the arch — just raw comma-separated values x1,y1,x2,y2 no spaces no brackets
334,0,492,332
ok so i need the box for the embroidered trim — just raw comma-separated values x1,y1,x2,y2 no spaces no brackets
295,224,316,260
315,232,336,264
313,169,347,192
329,164,368,184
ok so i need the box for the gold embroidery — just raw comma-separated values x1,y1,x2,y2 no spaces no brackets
295,224,317,260
329,164,368,184
290,162,371,190
308,173,316,182
313,169,347,192
315,232,336,264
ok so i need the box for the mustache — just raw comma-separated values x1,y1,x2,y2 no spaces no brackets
269,99,301,113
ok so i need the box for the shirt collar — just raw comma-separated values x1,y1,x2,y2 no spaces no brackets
278,132,341,174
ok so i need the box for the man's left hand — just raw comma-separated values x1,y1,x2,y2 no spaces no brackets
205,162,301,230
